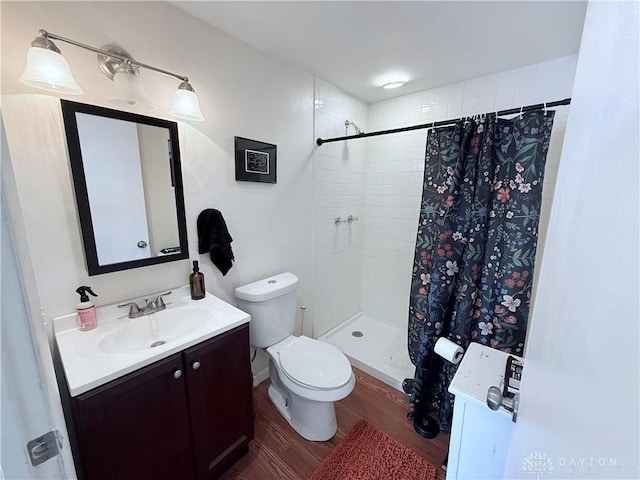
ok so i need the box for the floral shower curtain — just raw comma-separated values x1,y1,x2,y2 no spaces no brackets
407,110,555,433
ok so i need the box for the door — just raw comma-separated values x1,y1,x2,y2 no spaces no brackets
75,113,151,264
184,325,254,479
504,3,639,478
73,354,194,480
1,117,69,479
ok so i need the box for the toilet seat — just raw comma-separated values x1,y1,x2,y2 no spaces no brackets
279,337,352,390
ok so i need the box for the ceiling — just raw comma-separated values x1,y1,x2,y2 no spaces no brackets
173,1,587,104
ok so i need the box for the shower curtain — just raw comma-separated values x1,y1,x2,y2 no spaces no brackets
407,110,555,433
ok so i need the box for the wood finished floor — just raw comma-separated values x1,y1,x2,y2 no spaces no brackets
220,368,449,480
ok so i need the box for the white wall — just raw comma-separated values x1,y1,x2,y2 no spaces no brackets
505,1,639,477
363,56,577,327
1,1,315,338
312,79,368,336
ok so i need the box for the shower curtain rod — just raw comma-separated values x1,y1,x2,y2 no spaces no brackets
316,97,571,146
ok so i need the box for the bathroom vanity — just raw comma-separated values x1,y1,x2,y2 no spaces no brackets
54,288,253,480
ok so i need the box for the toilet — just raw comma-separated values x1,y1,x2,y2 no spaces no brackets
235,272,355,441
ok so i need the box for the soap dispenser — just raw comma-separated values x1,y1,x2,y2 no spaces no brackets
190,260,205,300
76,286,98,331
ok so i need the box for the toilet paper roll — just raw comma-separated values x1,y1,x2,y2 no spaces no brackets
434,337,464,364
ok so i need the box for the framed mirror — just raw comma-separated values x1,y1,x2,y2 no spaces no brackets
61,100,188,275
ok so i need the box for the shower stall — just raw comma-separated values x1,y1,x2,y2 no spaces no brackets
312,78,422,392
312,57,576,392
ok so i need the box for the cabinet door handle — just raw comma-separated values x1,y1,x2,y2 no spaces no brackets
173,369,183,379
191,361,201,370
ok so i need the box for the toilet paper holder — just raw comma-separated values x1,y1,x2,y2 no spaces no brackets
434,337,464,364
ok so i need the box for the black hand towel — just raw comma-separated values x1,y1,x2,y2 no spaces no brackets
197,209,235,276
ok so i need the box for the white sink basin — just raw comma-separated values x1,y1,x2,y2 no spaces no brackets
98,307,212,354
53,286,251,396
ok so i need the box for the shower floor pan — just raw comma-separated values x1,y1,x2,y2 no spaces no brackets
319,312,414,393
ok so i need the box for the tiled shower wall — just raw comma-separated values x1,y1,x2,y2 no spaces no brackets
362,55,578,328
313,79,368,337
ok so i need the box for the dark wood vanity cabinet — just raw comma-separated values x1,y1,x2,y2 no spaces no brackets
70,324,253,480
184,326,255,479
73,353,194,480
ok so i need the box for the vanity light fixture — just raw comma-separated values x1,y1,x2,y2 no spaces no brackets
19,34,83,95
19,30,205,121
169,81,205,122
106,59,153,110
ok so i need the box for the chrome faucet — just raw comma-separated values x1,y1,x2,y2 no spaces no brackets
118,291,172,318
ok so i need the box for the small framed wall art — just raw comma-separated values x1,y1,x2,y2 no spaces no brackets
234,136,277,184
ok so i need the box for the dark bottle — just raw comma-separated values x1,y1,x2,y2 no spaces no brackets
190,260,205,300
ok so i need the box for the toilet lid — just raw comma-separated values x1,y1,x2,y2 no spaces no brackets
279,337,352,389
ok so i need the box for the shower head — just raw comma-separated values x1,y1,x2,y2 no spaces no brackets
345,120,364,136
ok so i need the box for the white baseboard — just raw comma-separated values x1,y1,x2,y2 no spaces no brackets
253,367,269,387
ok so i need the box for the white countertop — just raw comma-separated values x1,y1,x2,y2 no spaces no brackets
448,342,522,418
54,286,250,397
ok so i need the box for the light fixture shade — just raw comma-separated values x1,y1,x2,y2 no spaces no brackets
108,68,152,110
169,84,205,122
19,46,83,95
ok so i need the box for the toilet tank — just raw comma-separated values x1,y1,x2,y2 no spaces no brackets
235,272,299,348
